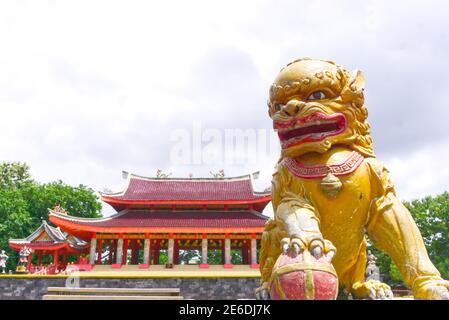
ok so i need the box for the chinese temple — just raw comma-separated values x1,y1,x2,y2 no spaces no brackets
21,171,271,272
8,220,89,273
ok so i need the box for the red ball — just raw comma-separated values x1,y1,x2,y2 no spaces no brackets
270,251,339,300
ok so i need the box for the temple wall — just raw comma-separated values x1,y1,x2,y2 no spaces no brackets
0,277,260,300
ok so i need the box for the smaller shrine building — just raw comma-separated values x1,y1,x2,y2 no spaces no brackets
8,220,89,273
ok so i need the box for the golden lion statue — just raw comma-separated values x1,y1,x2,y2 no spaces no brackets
256,58,449,300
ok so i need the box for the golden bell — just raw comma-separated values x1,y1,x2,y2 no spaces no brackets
320,168,342,198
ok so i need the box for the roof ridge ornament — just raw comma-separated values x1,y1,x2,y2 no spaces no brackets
52,204,69,215
156,169,172,179
210,169,225,179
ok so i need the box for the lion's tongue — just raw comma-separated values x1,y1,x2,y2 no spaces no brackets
279,123,338,141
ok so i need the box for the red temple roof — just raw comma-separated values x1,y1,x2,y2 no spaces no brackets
49,209,269,239
101,172,271,211
8,220,88,253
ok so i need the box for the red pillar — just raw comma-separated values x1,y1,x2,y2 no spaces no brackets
221,240,225,264
96,240,103,265
173,240,179,265
27,253,32,270
131,240,138,265
38,252,43,267
77,253,81,264
154,240,160,264
53,250,59,266
108,240,114,264
62,253,67,266
249,239,252,266
242,241,248,264
148,237,152,266
122,239,128,265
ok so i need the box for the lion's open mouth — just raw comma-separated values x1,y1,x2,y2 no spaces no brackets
274,113,347,148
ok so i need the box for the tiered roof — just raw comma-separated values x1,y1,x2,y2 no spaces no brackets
100,173,271,212
9,220,88,253
49,209,268,239
48,172,272,240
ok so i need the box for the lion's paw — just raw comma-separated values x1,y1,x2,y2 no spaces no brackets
352,280,393,300
414,277,449,300
255,282,271,300
280,236,336,263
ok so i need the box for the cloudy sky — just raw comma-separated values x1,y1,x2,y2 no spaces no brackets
1,0,449,216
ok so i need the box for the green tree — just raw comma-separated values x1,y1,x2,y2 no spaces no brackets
0,162,102,271
370,192,449,286
0,162,32,187
404,192,449,279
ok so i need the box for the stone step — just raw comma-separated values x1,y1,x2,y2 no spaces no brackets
43,294,184,300
47,287,181,296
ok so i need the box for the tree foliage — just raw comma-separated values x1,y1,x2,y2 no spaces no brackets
0,162,102,271
370,192,449,286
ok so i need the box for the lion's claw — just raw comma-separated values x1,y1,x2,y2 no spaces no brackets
290,238,304,256
414,278,449,300
280,237,290,254
255,283,271,300
309,239,324,259
279,236,336,262
352,280,393,300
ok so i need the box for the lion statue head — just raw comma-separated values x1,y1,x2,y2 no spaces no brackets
268,58,374,158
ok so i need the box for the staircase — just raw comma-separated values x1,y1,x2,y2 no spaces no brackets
43,287,184,300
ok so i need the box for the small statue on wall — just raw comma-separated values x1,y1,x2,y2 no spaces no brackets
16,246,32,274
0,250,9,274
365,250,381,282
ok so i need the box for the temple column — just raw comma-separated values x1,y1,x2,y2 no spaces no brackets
168,237,174,266
115,238,124,265
38,252,43,267
122,239,129,265
251,238,258,268
89,238,97,265
96,239,103,265
136,240,141,264
143,238,150,265
242,241,248,264
173,240,179,264
224,235,232,268
131,240,138,264
108,240,114,264
53,250,59,266
27,253,32,270
200,236,209,268
221,241,225,263
154,241,160,264
62,253,67,266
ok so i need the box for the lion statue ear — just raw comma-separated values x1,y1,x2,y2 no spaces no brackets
341,69,365,106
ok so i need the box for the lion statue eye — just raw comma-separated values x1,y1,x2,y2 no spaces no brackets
274,103,284,112
307,91,326,101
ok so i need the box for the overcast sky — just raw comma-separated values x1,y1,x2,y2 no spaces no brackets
1,0,449,217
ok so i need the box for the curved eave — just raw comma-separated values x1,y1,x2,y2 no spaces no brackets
49,214,265,240
100,195,272,207
9,241,69,251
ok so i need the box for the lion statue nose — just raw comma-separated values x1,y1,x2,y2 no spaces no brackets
282,100,305,116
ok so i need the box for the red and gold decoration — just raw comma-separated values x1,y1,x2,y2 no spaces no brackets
270,251,338,300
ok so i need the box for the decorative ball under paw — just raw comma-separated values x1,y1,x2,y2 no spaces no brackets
270,251,338,300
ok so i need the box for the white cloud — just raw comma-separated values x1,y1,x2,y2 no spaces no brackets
1,0,449,217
